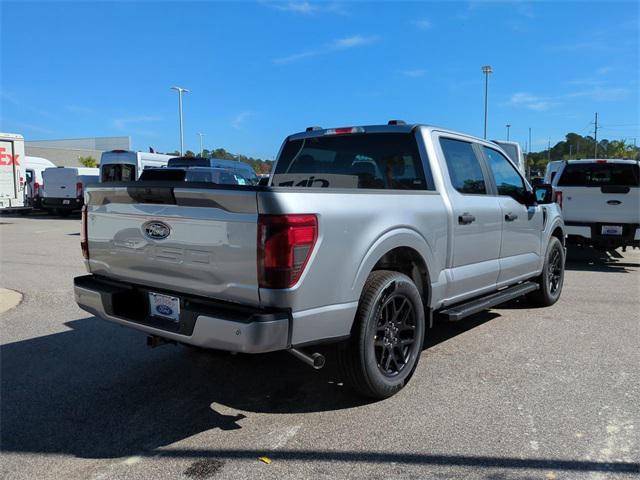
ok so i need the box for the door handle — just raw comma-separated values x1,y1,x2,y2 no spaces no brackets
458,213,476,225
505,212,518,222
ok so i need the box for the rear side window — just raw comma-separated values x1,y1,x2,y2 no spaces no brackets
440,138,487,194
102,164,136,182
558,163,640,187
272,133,432,190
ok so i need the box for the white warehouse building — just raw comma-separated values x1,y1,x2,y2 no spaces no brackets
25,136,131,167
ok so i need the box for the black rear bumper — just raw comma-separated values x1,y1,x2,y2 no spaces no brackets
565,221,640,249
74,275,291,352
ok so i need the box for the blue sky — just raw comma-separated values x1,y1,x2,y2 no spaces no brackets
1,1,638,159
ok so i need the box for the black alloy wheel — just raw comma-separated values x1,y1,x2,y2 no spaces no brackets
374,294,418,377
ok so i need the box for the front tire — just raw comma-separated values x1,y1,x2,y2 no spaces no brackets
339,270,425,399
529,236,565,307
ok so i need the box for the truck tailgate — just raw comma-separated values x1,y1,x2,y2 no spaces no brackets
85,186,260,305
560,186,640,224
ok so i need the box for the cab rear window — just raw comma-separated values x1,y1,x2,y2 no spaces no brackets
558,163,640,187
272,133,433,190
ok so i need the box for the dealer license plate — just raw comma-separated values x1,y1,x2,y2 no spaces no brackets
148,292,180,322
601,225,623,236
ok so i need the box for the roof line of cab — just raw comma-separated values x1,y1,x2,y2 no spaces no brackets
286,120,504,147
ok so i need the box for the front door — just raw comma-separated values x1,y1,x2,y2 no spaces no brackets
482,146,543,284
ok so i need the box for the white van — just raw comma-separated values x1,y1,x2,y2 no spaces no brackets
24,156,56,209
0,132,29,212
551,159,640,250
492,140,525,174
42,167,99,216
100,150,173,182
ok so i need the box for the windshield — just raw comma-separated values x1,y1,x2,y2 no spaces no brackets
138,167,254,186
185,168,252,185
558,163,640,187
272,132,432,190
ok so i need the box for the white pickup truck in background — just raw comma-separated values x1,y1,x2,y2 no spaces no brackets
550,159,640,250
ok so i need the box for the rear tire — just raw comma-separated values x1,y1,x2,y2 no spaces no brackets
339,270,425,399
528,236,565,307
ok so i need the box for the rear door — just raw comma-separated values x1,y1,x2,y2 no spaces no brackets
555,161,640,225
85,185,261,305
43,168,77,199
482,146,543,283
437,136,502,302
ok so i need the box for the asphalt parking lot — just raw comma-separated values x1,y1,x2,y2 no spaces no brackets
1,214,638,479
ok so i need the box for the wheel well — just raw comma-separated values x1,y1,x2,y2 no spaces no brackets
552,226,565,246
371,247,430,306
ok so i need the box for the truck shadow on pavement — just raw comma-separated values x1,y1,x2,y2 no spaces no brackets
2,311,496,460
564,247,640,273
1,314,638,475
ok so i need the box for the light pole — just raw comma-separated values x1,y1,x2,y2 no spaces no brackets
506,124,511,141
197,132,205,157
527,127,532,179
482,65,493,139
170,86,190,155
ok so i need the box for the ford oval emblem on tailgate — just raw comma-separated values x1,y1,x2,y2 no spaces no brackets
607,200,622,205
143,221,171,240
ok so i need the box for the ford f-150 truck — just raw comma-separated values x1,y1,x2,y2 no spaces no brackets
549,159,639,250
74,122,565,398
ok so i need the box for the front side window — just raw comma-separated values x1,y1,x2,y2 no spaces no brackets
483,147,526,200
439,138,487,194
272,133,432,190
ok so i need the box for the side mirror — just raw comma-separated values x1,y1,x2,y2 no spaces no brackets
534,184,553,204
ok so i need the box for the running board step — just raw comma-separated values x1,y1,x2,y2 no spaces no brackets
439,281,539,322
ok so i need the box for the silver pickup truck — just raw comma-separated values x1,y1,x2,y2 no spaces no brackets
75,122,565,398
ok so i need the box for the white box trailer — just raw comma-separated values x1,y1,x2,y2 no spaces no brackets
42,167,99,216
0,132,30,212
100,150,173,182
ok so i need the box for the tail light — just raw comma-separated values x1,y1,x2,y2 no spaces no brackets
81,205,89,259
34,182,40,196
257,214,318,289
76,181,83,198
555,190,563,209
